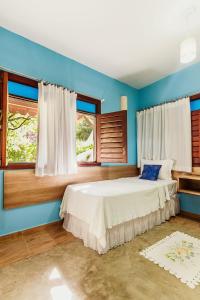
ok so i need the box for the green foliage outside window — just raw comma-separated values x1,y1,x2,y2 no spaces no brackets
7,112,38,163
76,144,93,156
76,113,95,161
6,109,95,164
76,118,93,141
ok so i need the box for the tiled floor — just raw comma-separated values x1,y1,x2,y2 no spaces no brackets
0,221,75,267
1,217,200,300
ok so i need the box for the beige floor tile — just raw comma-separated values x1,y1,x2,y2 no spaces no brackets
1,217,200,300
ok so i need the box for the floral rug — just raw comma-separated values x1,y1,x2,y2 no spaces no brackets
140,231,200,288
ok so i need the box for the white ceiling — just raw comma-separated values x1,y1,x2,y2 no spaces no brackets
1,0,200,88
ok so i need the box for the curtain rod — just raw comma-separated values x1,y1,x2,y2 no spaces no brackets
0,65,102,102
137,90,200,112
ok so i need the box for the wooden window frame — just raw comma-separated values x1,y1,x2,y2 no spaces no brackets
0,74,102,169
76,93,101,167
8,73,38,88
0,73,127,169
190,93,200,101
1,71,8,169
0,71,38,170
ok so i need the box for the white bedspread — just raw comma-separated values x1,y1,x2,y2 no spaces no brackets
60,177,177,248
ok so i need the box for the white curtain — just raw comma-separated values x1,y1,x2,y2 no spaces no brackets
137,97,192,172
35,82,77,176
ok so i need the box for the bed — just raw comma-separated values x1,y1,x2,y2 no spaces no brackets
60,176,179,254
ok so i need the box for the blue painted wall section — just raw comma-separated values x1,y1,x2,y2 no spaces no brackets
139,62,200,109
0,171,61,234
179,193,200,215
139,63,200,215
0,27,139,235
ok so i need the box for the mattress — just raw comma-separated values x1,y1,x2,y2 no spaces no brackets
60,176,177,249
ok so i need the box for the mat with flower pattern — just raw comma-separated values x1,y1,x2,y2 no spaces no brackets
140,231,200,288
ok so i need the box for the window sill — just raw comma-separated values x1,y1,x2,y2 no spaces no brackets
1,162,101,170
1,163,35,170
78,162,101,167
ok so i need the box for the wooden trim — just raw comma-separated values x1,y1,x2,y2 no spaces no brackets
96,112,101,163
173,171,200,196
123,110,128,163
178,189,200,196
180,210,200,221
4,165,139,209
190,93,200,101
77,94,101,164
77,93,101,114
173,171,200,181
192,167,200,174
21,220,63,234
0,71,38,169
4,163,35,170
1,72,8,168
78,162,101,167
8,72,38,88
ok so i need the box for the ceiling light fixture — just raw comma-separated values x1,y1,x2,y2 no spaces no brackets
180,37,197,64
180,6,197,64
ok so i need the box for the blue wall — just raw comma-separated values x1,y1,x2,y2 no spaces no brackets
179,193,200,215
0,27,139,235
139,62,200,109
2,25,200,235
139,63,200,215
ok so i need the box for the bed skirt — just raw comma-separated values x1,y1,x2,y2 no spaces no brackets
63,196,180,254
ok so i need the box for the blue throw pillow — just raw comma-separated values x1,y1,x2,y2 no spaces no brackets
140,164,161,181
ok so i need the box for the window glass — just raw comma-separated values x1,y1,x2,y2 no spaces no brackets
76,112,96,162
8,81,38,101
190,99,200,111
7,96,38,163
77,99,96,113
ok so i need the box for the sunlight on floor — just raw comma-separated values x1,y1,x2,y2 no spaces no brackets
50,285,72,300
49,268,61,280
49,267,73,300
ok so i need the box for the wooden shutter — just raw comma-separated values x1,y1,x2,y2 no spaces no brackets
96,110,127,163
192,110,200,166
0,72,2,166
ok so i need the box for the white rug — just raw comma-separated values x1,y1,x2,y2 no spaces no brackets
140,231,200,288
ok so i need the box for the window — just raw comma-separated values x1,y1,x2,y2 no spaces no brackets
0,71,38,169
76,95,128,165
0,71,128,169
76,94,100,165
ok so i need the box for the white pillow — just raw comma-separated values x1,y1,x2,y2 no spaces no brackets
140,159,174,180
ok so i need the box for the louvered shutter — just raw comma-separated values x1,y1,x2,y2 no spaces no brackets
192,110,200,166
96,110,127,163
0,71,3,166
